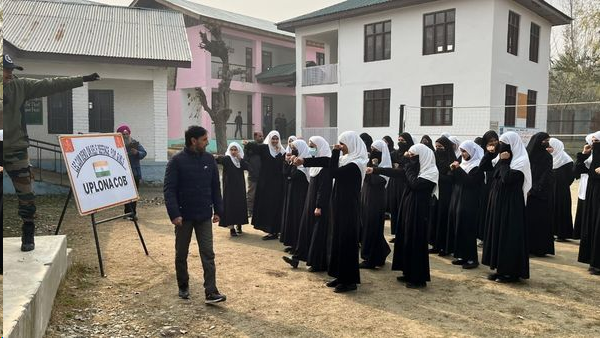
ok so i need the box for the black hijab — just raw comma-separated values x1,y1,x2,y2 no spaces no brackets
360,133,373,153
435,136,457,174
420,135,434,151
474,137,485,149
383,135,395,153
397,132,415,154
527,132,552,184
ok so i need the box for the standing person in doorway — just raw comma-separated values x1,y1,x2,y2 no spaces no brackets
234,111,243,139
3,53,99,252
118,125,147,221
164,126,226,303
243,131,264,217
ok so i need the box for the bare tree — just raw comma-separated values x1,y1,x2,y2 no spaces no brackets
189,23,246,153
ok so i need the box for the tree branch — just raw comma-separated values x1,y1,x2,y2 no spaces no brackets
195,87,213,116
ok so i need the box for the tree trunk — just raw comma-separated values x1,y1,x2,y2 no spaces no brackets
213,109,231,154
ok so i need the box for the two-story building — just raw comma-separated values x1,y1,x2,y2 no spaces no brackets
279,0,571,143
131,0,325,146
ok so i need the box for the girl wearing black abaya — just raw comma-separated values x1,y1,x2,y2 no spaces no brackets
526,132,555,256
280,140,310,250
382,144,438,288
430,136,456,256
573,133,594,239
477,130,499,241
298,131,368,292
252,131,286,240
575,131,600,275
359,140,392,268
282,136,332,271
548,138,574,241
216,142,249,236
360,133,373,153
482,131,531,283
448,141,484,269
388,133,414,242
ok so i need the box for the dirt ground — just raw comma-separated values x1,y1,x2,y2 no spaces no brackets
3,182,600,338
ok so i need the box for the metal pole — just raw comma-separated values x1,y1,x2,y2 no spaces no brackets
399,104,405,134
54,188,73,235
90,214,106,277
132,217,149,256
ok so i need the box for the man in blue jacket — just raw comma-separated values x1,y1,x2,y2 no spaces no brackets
163,125,226,304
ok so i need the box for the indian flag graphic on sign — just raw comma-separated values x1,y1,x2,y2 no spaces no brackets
93,161,111,178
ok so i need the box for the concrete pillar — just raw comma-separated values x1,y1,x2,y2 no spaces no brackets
296,35,307,136
72,83,89,134
153,69,168,162
254,40,262,76
252,92,262,133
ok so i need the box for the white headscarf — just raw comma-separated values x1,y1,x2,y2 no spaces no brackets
408,144,439,198
291,139,311,182
449,136,462,159
441,132,451,139
578,133,595,200
459,140,484,174
548,138,573,170
499,131,532,205
338,131,369,184
285,135,297,154
225,142,244,168
308,136,331,177
371,140,392,187
264,130,285,158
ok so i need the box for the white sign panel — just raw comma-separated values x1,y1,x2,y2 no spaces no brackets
59,134,139,215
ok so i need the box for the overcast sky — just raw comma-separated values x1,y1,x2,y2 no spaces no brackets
94,0,567,23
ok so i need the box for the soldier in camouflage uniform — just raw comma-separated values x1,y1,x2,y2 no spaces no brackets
3,54,100,251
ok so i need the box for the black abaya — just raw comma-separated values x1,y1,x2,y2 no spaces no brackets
552,162,574,239
448,166,484,263
304,150,361,284
360,173,391,266
575,146,600,269
216,156,249,226
526,133,555,256
252,144,285,234
280,165,309,248
482,158,529,279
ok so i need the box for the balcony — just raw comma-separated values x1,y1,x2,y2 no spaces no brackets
211,61,254,83
302,64,338,86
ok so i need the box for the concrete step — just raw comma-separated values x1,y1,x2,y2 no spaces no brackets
3,236,71,338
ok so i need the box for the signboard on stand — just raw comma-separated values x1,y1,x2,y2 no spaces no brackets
59,133,139,215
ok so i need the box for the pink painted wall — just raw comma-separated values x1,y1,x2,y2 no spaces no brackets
168,24,326,139
305,46,326,128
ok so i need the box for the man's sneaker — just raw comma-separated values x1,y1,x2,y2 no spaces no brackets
178,287,190,299
205,292,226,304
21,222,35,252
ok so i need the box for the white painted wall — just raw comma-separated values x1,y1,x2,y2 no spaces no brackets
490,0,552,130
295,0,556,142
19,59,167,162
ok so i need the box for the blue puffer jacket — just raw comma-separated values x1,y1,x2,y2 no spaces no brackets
127,139,147,179
163,148,223,222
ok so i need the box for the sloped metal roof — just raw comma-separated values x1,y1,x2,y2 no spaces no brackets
4,0,192,64
139,0,294,38
278,0,571,32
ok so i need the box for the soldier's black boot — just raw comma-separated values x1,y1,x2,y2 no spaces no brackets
21,222,35,252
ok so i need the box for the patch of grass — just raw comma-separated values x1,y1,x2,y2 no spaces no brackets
53,262,97,310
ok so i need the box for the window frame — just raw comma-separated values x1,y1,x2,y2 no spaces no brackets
529,22,540,63
47,90,73,134
504,84,517,127
526,89,537,128
507,11,520,56
363,88,391,127
364,20,392,62
420,84,454,126
423,9,456,55
316,52,325,66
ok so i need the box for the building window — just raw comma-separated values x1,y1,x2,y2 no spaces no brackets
364,20,391,62
507,11,520,55
420,84,453,126
262,51,272,72
527,89,537,128
24,98,43,125
529,23,540,63
423,9,455,55
505,84,517,127
48,90,73,134
363,89,390,127
316,52,325,65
